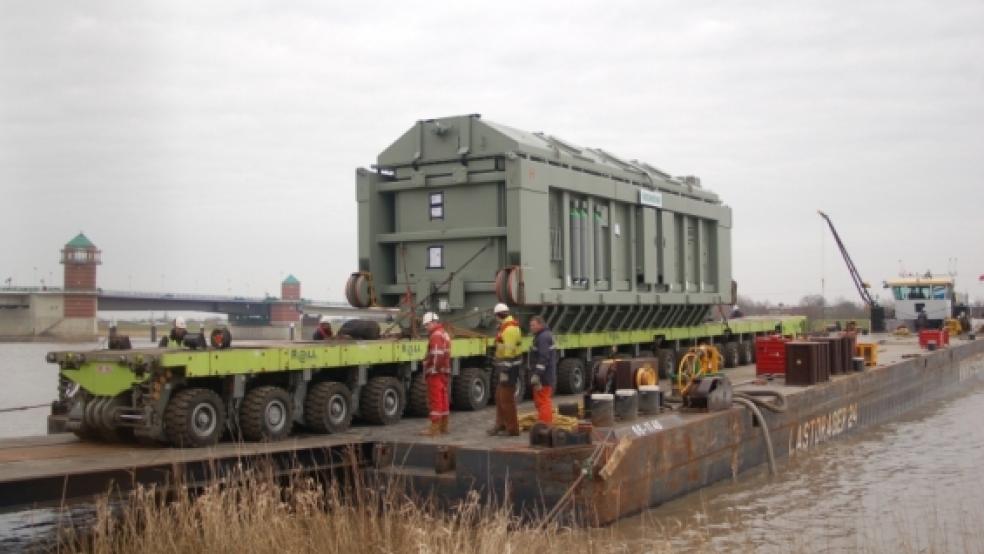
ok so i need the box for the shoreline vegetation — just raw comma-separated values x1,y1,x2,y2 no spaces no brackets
44,462,984,554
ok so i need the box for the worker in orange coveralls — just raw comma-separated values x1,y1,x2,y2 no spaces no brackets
528,315,557,424
420,312,451,436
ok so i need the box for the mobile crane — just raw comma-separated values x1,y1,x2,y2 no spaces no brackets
818,210,886,333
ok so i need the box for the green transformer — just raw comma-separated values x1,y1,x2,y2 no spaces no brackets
346,114,733,333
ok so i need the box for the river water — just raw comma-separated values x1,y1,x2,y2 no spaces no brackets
1,342,983,552
598,373,984,552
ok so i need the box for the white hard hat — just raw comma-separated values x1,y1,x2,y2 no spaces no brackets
493,303,509,315
175,317,187,330
422,312,438,325
319,315,331,324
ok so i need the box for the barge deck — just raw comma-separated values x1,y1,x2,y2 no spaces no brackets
2,335,982,524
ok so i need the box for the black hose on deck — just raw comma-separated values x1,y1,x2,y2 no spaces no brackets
732,396,778,476
733,389,787,413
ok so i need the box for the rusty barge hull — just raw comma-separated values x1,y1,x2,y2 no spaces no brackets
573,339,984,523
1,337,982,524
369,337,984,524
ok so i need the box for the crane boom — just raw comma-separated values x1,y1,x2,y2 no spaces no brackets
818,210,875,306
818,210,885,332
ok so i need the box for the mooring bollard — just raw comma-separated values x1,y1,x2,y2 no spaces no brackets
615,389,638,421
590,393,614,427
638,385,662,415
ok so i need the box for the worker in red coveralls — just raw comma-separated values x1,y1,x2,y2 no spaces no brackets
420,312,451,436
528,315,557,424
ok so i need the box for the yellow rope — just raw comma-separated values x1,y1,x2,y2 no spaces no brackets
518,411,579,431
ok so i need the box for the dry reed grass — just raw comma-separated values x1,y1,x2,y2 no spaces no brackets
45,460,984,554
48,463,693,554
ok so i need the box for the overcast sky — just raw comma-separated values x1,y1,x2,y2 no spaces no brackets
2,1,983,306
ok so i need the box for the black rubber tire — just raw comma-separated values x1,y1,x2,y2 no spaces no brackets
489,366,526,404
514,371,527,403
658,349,677,379
240,386,293,442
407,372,430,417
722,342,740,369
96,395,136,443
556,358,586,394
522,369,534,400
210,328,232,349
488,367,501,405
304,381,353,434
71,395,98,442
738,340,754,366
338,319,380,340
360,376,405,425
164,388,226,447
453,367,489,411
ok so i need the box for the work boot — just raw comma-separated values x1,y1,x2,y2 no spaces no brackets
419,421,441,437
486,424,505,436
439,415,449,434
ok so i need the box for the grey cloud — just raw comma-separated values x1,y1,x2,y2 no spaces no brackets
1,0,982,304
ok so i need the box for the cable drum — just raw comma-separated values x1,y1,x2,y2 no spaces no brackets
505,267,525,305
494,268,510,303
345,272,373,308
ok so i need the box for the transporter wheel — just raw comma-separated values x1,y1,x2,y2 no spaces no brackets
738,341,754,366
304,381,353,434
453,367,489,411
360,376,405,425
407,372,430,417
68,395,98,442
556,358,586,394
93,395,135,443
722,342,740,369
490,367,526,404
657,349,677,379
165,388,226,447
71,426,100,442
240,386,293,442
513,370,527,403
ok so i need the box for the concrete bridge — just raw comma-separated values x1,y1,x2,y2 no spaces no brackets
1,233,387,340
0,286,379,339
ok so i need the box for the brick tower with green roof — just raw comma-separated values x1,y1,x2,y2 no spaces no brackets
270,274,301,324
60,233,101,318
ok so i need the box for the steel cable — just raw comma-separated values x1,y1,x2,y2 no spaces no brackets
0,403,49,414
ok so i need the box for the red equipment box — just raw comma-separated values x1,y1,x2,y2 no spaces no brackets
755,335,788,375
918,329,950,349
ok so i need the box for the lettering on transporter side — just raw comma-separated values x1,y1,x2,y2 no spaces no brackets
398,342,427,357
790,403,859,452
290,349,318,364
